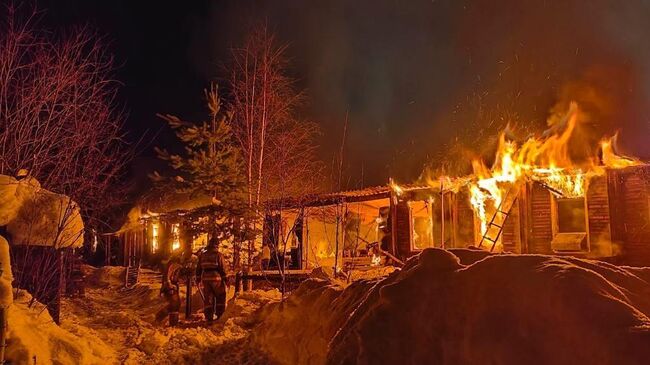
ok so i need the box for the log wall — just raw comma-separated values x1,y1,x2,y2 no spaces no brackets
527,182,554,254
586,175,611,253
609,166,650,266
393,201,412,261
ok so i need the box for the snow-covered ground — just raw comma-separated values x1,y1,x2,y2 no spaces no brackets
6,248,650,364
5,265,282,364
61,266,280,364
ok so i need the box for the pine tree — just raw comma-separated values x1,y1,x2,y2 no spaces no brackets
153,84,246,243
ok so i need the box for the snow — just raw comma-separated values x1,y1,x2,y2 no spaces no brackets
0,174,27,225
59,266,281,364
5,291,115,364
0,174,84,248
252,248,650,365
4,245,650,364
0,236,13,308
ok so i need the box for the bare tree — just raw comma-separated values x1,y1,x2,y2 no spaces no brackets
0,4,130,234
229,24,323,267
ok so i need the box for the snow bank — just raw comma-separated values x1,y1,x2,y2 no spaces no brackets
1,174,84,248
0,175,24,225
253,249,650,365
0,236,13,308
5,292,115,364
252,278,378,365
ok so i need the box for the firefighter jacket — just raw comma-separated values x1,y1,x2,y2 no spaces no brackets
196,248,228,284
162,260,182,294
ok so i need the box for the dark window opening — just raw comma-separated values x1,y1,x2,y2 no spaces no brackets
556,198,586,233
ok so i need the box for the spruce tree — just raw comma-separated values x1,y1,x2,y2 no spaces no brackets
153,84,246,244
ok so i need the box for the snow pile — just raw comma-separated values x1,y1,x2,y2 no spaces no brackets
0,175,24,225
252,278,378,365
253,248,650,365
5,292,115,364
82,265,126,289
0,174,84,248
0,236,13,308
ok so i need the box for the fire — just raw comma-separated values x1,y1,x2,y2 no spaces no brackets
388,102,643,254
601,134,641,169
171,223,181,251
468,103,594,251
390,178,404,196
151,223,159,253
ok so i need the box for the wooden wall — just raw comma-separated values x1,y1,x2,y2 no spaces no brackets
586,175,611,252
502,198,522,253
608,165,650,266
455,191,476,247
119,228,147,267
527,182,554,254
393,200,412,261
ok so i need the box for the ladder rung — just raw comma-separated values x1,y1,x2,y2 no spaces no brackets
490,223,503,229
483,236,496,242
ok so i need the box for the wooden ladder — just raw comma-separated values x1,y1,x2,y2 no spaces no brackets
125,258,140,288
477,186,520,252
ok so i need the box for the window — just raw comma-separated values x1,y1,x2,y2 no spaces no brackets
171,224,180,251
556,197,586,233
151,223,159,253
552,196,588,252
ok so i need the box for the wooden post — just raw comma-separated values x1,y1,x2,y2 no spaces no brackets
185,274,192,319
428,197,435,248
106,236,111,266
334,203,341,274
440,179,445,249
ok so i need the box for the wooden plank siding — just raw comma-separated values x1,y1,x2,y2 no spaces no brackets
609,166,650,266
586,175,612,254
501,198,521,253
455,191,475,247
393,201,413,261
527,182,554,254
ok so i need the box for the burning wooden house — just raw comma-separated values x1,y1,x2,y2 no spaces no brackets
264,162,648,273
389,165,649,264
267,105,649,269
104,191,214,272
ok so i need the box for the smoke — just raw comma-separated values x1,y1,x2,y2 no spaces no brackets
192,0,650,187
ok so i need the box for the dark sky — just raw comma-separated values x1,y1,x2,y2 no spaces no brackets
36,0,650,189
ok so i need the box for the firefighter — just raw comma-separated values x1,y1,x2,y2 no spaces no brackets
196,236,228,323
161,256,182,326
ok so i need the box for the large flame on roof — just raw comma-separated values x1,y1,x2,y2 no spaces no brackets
601,134,642,169
390,102,644,253
469,102,604,251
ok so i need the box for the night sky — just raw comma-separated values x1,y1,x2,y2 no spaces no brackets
35,0,650,190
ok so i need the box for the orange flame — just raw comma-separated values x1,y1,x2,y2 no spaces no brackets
393,102,643,253
601,134,641,169
469,103,595,251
